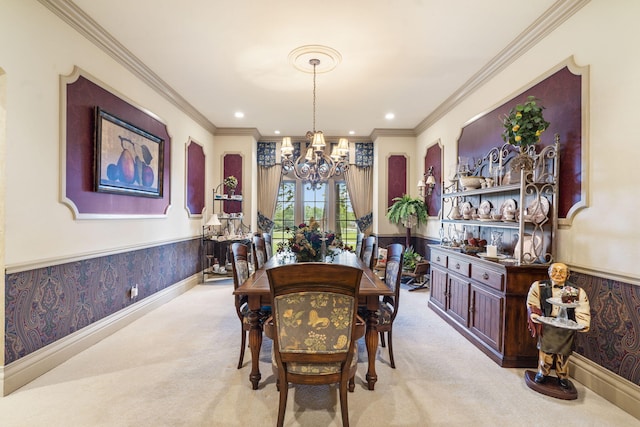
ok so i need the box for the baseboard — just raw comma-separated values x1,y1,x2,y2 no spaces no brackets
1,274,199,396
571,352,640,420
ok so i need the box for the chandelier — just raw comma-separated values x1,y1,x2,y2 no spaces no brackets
281,58,349,190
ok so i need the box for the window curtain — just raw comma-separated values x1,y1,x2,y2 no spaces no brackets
345,165,373,234
257,142,281,232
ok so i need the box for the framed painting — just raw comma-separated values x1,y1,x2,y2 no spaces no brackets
94,107,164,197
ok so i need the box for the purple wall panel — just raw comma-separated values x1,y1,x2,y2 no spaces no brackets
223,154,243,214
458,67,582,218
387,155,407,208
66,75,171,215
186,141,205,216
425,144,442,217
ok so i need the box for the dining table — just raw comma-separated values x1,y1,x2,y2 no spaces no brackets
233,250,393,391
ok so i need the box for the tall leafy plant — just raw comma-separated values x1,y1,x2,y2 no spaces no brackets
386,195,428,248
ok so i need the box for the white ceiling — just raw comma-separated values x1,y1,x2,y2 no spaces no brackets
65,0,562,139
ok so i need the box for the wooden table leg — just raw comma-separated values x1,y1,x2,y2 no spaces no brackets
365,308,380,390
247,309,263,390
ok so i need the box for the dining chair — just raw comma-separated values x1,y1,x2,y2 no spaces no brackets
401,260,430,291
360,235,377,269
266,263,365,427
377,243,404,369
262,232,273,259
230,242,270,369
252,234,267,271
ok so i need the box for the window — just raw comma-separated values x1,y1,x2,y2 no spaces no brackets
335,182,358,250
272,181,296,249
271,179,359,251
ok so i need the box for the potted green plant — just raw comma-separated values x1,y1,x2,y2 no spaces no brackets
501,96,550,149
402,246,422,271
501,96,550,172
386,194,428,248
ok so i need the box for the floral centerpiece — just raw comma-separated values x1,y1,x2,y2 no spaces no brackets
223,175,238,190
277,218,346,262
501,96,550,150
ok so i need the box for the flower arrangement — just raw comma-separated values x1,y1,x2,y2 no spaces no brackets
501,96,550,149
223,175,238,189
277,218,346,262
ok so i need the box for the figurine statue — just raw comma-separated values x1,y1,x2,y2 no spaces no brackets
526,262,591,389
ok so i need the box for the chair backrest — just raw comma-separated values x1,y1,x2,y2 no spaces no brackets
262,232,273,259
252,235,267,270
266,263,363,365
383,243,404,320
230,243,250,290
413,261,430,276
360,235,377,269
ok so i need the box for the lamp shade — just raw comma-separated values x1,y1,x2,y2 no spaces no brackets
206,214,221,226
281,137,293,157
311,131,326,151
426,175,436,185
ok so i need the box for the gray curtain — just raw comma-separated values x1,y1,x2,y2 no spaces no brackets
257,165,282,232
345,165,373,234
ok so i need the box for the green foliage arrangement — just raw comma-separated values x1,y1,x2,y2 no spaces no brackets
403,246,422,271
501,96,550,149
386,195,428,228
386,195,428,248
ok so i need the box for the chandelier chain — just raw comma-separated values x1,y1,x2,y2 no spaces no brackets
312,59,318,133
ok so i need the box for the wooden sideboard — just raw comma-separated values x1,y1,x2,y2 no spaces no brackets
428,245,549,367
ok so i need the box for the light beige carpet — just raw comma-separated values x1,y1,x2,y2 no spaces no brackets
0,279,638,427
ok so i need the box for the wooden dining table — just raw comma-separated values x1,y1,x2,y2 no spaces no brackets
233,251,393,391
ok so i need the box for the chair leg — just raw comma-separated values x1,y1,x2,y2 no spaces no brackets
348,375,355,392
277,374,289,427
339,379,350,427
388,329,396,369
380,331,386,348
237,328,246,369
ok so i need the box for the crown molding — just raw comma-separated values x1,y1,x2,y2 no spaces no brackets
214,127,261,141
370,128,417,140
414,0,590,135
38,0,217,134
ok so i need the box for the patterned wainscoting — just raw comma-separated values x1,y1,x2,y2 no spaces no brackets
380,236,640,386
5,239,201,364
573,272,640,385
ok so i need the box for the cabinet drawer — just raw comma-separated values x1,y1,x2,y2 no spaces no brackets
432,252,448,268
449,258,471,277
471,264,505,291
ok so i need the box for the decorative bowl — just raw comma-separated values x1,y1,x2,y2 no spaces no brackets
478,214,491,220
459,176,485,190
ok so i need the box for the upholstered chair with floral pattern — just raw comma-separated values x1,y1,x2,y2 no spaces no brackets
230,243,270,369
377,243,404,368
262,232,273,259
360,235,377,269
266,263,365,427
252,234,267,270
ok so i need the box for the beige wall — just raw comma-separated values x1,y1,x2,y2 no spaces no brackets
1,0,216,271
415,0,640,282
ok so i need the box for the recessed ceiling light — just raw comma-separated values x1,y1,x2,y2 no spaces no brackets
234,111,244,118
348,130,355,135
274,130,281,135
385,113,395,120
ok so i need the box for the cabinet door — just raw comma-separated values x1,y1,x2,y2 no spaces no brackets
447,275,470,327
430,267,448,311
470,285,504,351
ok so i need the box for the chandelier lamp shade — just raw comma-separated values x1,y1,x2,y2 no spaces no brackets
281,57,349,190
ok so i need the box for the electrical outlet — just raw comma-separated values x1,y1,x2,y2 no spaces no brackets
130,284,138,299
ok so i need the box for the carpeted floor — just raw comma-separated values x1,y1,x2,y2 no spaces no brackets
0,279,638,427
